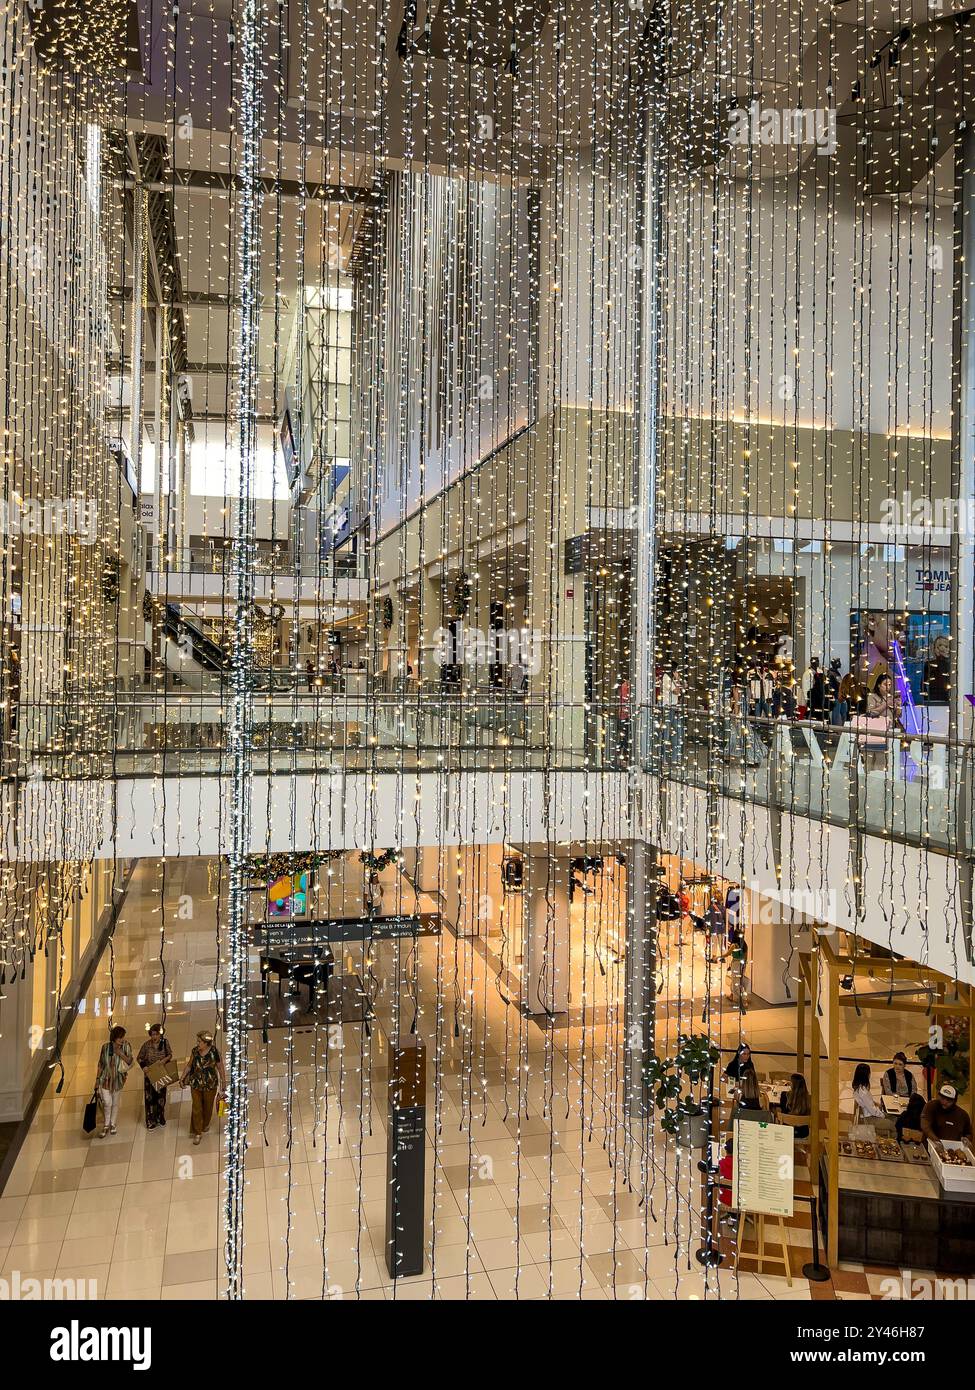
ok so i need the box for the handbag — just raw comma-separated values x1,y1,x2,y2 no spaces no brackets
83,1088,99,1134
851,714,889,751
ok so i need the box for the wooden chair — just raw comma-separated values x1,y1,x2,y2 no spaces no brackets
775,1109,812,1138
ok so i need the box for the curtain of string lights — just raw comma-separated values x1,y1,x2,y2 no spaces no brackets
1,0,974,1300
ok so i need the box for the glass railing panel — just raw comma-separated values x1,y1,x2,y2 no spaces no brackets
7,695,974,862
7,695,611,777
645,707,964,854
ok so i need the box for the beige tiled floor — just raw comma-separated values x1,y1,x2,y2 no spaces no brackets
0,856,936,1299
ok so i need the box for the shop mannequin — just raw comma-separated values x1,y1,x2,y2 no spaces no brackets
804,658,827,719
660,663,684,763
746,665,767,718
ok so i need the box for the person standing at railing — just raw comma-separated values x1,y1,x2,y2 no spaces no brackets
867,672,901,724
839,667,864,717
618,676,632,760
827,658,845,724
858,671,901,773
724,935,749,1008
660,663,683,764
760,664,775,717
724,678,761,767
746,664,765,718
770,665,794,718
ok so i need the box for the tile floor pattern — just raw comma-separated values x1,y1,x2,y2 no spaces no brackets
0,858,942,1299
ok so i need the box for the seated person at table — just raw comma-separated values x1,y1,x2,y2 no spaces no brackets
779,1072,811,1140
717,1138,735,1216
851,1063,884,1120
733,1072,770,1121
724,1044,755,1083
894,1093,926,1143
880,1051,917,1098
920,1085,973,1152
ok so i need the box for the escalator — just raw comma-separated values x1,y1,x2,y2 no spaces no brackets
162,602,230,675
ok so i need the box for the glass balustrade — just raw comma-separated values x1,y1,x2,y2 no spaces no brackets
6,697,974,859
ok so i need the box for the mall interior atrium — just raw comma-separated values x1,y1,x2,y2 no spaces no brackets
1,0,975,1312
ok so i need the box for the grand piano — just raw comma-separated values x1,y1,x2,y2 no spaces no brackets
260,944,335,1004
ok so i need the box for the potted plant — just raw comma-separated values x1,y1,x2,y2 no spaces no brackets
916,1016,970,1098
644,1034,720,1143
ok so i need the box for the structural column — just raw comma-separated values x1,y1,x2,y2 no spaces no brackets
952,125,975,965
623,839,657,1118
0,941,34,1122
522,853,570,1015
952,123,975,744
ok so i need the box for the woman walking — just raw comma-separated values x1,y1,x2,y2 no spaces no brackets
95,1025,133,1137
180,1031,227,1145
137,1023,174,1130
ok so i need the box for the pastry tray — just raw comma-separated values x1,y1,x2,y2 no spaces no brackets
876,1140,905,1163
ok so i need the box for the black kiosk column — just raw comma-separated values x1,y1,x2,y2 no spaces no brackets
385,1036,426,1279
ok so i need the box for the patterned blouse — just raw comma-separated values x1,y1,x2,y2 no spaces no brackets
184,1044,222,1092
137,1037,173,1071
96,1040,134,1092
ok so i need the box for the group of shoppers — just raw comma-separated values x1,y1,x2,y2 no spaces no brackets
654,632,933,778
93,1024,226,1143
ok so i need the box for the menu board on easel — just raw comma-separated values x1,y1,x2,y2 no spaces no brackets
732,1119,795,1217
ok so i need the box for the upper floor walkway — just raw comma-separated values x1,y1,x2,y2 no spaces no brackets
7,695,972,853
3,697,973,986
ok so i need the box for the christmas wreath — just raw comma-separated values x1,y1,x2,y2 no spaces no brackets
360,848,398,873
243,850,342,882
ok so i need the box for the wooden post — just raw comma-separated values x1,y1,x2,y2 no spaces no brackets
809,943,821,1201
823,937,841,1269
796,965,806,1076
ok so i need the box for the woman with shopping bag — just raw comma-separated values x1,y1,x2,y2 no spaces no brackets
94,1025,133,1137
137,1023,174,1130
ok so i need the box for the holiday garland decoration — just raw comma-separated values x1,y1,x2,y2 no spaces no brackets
243,850,343,884
360,848,399,874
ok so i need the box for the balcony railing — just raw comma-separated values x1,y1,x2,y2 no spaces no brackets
5,698,975,859
148,550,364,580
644,710,970,856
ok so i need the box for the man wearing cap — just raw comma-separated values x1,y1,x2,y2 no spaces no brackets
920,1084,972,1152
